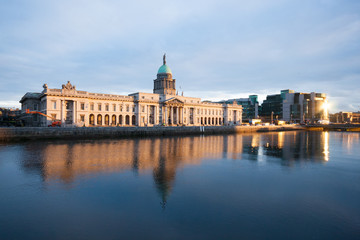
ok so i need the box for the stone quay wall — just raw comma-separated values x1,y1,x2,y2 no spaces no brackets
0,125,304,142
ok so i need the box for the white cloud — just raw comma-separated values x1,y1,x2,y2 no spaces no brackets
0,0,359,112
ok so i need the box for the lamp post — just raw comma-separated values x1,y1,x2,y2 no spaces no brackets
271,111,274,124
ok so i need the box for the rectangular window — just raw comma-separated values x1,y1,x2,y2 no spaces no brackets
142,106,145,112
51,114,56,120
120,105,123,112
90,103,94,111
105,104,109,111
133,106,136,112
34,104,38,110
80,103,85,110
98,104,102,111
113,104,116,111
126,105,129,112
80,115,85,122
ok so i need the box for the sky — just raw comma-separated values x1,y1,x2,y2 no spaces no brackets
0,0,359,113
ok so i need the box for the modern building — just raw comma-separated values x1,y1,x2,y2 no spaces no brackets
218,95,259,122
261,89,329,123
20,55,242,127
330,111,360,123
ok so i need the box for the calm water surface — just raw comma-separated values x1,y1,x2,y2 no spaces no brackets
0,131,359,239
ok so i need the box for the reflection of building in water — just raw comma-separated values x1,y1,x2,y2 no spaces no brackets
261,131,330,166
20,132,330,202
339,133,360,154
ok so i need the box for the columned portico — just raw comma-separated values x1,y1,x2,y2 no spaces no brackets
162,98,185,126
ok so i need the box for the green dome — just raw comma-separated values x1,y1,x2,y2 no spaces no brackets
158,64,172,74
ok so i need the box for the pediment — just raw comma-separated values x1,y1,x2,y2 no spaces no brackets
163,97,184,105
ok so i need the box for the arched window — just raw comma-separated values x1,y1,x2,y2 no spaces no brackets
201,117,203,125
125,115,130,125
132,115,136,125
204,118,207,125
119,115,123,125
212,118,215,125
208,117,211,125
112,115,116,125
105,115,109,125
89,114,94,125
97,114,102,125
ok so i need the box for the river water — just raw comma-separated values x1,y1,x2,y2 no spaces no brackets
0,131,359,239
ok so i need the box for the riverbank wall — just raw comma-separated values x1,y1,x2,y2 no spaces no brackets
305,124,360,132
0,125,304,142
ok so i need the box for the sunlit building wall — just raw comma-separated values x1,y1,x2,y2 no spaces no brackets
261,89,328,123
330,111,360,123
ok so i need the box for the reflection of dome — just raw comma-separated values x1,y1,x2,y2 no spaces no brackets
157,64,172,74
153,156,176,209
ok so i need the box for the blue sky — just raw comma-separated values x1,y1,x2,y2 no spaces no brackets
0,0,359,112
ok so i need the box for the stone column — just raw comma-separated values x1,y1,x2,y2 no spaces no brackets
170,106,173,125
181,107,184,125
136,104,141,127
154,106,157,125
164,106,167,125
72,101,76,125
61,100,65,125
176,107,179,125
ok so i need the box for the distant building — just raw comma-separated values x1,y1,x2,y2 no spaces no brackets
218,95,259,122
330,111,360,123
0,107,22,126
260,89,329,123
20,55,242,127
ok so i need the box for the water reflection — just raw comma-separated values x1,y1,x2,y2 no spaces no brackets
2,132,359,240
16,132,331,199
340,132,359,154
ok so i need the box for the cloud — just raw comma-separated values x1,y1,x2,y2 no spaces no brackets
0,0,359,113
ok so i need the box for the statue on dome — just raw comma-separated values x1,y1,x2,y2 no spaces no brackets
163,53,166,65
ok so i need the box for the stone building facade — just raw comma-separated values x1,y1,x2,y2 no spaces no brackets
20,55,242,127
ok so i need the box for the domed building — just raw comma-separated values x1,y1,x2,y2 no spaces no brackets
153,54,176,95
20,55,242,127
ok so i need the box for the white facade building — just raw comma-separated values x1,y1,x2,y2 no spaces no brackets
20,56,242,127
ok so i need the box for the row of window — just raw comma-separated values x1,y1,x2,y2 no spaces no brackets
48,100,238,117
44,113,236,125
89,114,136,126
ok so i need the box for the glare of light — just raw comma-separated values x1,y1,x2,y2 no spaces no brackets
251,135,260,148
322,100,329,119
278,132,284,149
323,131,329,161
